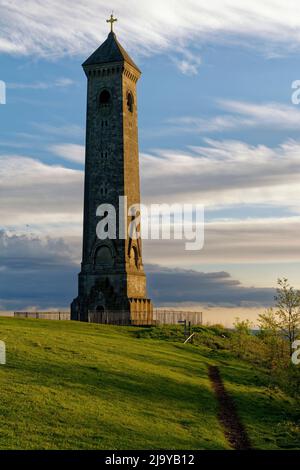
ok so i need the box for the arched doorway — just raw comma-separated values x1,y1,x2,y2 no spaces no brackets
93,305,105,323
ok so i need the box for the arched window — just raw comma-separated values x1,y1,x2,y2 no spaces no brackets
95,246,113,267
99,89,111,107
127,92,134,113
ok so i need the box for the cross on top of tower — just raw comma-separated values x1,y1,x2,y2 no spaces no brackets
106,13,117,33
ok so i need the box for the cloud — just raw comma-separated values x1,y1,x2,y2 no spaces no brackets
143,216,300,265
140,138,300,212
0,230,275,310
32,123,84,139
3,134,300,264
1,1,300,65
146,264,274,307
172,49,202,76
168,101,300,133
50,143,85,164
0,144,297,307
0,154,83,228
0,230,76,269
0,230,78,310
218,100,300,131
7,78,75,90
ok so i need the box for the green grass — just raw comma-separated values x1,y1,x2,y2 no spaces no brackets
0,318,299,450
219,357,300,450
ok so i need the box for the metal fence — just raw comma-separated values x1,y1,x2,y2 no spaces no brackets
13,309,203,326
88,310,131,325
88,309,202,326
154,310,203,326
14,312,70,321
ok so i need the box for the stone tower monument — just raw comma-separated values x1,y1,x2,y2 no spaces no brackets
71,16,153,324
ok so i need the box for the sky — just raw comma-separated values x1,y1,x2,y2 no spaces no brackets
1,0,300,325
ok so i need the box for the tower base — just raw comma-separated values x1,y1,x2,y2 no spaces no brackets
71,274,153,325
71,296,153,325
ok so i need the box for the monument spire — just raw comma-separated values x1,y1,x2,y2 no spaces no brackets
106,13,117,33
72,16,153,324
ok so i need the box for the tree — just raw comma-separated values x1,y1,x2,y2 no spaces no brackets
232,317,253,358
258,308,288,369
258,308,278,333
274,278,300,356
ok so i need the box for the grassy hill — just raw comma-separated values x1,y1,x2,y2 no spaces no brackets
0,318,299,450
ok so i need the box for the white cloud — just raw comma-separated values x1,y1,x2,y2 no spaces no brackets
1,1,300,64
168,101,300,133
0,230,76,269
218,100,300,130
54,78,74,87
32,123,84,139
2,134,300,266
0,154,83,227
7,78,75,90
50,143,85,164
144,216,300,265
140,138,300,211
172,49,202,76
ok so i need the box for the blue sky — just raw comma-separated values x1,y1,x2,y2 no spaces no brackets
1,1,300,323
